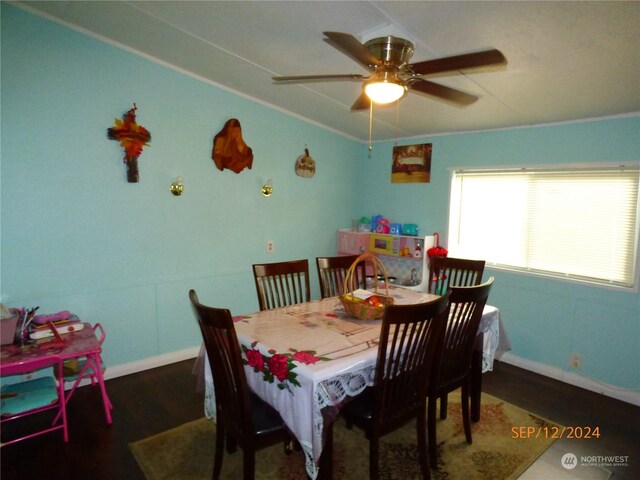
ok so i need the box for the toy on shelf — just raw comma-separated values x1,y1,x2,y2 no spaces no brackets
358,217,371,233
370,215,382,232
375,217,390,234
402,224,419,236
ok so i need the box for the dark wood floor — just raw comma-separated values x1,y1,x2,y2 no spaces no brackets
1,359,638,479
483,362,640,480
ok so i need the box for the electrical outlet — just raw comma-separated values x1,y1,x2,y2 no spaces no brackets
267,240,274,253
569,353,582,369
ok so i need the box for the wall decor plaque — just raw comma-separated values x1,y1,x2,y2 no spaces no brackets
295,148,315,177
391,143,432,184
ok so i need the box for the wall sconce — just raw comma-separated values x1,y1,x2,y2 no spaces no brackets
261,179,273,197
169,177,184,196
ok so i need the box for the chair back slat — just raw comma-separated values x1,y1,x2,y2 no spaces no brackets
432,278,494,392
428,256,485,294
316,256,365,298
253,260,310,310
189,290,253,443
372,294,449,434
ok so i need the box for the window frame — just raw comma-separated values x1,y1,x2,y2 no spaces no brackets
446,163,640,291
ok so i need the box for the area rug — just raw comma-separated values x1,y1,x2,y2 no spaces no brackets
130,391,557,480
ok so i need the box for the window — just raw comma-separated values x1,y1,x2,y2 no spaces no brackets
448,165,640,288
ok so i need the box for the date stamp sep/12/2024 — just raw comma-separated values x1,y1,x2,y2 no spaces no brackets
511,425,601,439
512,425,631,471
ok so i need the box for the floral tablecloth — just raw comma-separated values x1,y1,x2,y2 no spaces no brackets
201,288,504,479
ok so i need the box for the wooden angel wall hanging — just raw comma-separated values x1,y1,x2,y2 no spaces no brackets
211,118,253,174
107,103,151,183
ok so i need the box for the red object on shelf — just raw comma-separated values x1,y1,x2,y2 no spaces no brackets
427,232,448,259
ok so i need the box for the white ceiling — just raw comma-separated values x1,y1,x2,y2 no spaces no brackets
14,1,640,142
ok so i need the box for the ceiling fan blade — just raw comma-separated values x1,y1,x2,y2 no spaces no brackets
409,79,478,106
350,92,371,111
272,74,364,83
323,31,381,70
409,49,507,76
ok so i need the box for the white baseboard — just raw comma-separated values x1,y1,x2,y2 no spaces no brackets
498,352,640,407
64,346,201,391
103,346,201,381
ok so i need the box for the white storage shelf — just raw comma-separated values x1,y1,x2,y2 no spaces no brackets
337,229,435,289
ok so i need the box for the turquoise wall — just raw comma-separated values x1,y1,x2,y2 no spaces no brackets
357,119,640,391
2,4,639,392
1,5,360,366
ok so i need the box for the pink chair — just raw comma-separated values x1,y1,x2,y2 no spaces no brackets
0,354,68,445
57,323,112,419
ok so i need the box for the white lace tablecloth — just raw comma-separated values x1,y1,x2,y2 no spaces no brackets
200,288,504,479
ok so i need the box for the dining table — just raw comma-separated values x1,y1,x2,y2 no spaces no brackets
199,286,505,479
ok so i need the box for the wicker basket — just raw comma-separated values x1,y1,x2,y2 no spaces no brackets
339,252,395,320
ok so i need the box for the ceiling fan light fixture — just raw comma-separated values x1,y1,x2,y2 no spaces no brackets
364,72,406,104
365,82,405,104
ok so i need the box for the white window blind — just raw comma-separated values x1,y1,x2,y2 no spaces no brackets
448,166,640,288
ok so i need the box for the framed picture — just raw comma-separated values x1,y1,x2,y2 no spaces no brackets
391,143,432,183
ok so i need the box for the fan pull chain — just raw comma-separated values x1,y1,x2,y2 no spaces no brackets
368,101,373,153
393,100,400,147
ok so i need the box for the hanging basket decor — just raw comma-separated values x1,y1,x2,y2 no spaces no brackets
107,103,151,183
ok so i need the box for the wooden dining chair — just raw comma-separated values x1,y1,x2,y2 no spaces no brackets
0,354,68,446
428,256,485,295
427,257,486,432
427,277,494,466
189,290,291,480
316,255,365,298
340,294,450,479
252,259,310,310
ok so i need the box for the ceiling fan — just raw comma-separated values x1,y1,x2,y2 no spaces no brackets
273,32,507,110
